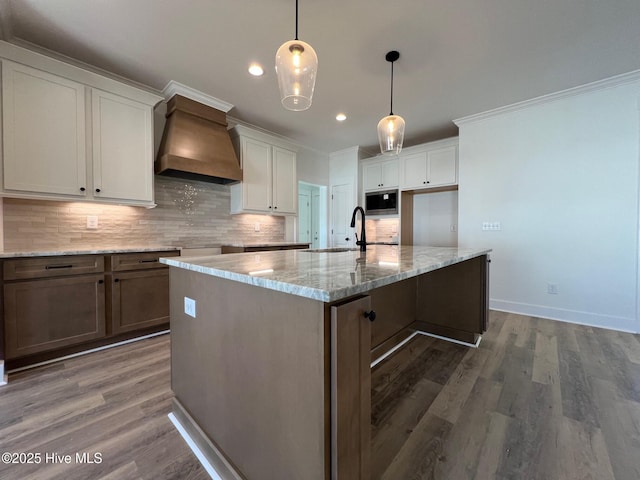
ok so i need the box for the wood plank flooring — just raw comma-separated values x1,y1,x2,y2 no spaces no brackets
0,335,209,480
372,311,640,479
1,311,639,479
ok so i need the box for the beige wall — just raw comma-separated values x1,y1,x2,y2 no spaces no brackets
3,176,285,252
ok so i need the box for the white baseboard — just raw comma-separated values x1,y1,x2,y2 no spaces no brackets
490,299,639,334
168,413,222,480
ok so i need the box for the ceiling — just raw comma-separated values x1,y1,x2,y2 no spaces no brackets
1,0,639,154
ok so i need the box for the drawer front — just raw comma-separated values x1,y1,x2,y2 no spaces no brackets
3,255,105,280
108,250,179,272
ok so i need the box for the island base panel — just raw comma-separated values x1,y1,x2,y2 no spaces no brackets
169,268,328,480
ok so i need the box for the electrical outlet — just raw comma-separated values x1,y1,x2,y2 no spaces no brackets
86,215,99,229
450,224,457,232
482,222,501,231
254,223,261,232
391,223,398,234
184,297,196,317
547,283,558,295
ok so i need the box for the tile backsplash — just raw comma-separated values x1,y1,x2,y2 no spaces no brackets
3,176,285,252
365,218,399,243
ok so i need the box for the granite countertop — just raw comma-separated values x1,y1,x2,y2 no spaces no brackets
161,245,491,302
221,242,311,248
0,246,180,258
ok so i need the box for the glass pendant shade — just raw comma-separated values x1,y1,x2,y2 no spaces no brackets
275,39,318,111
377,114,405,155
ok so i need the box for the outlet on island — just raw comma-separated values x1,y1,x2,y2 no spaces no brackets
184,297,197,317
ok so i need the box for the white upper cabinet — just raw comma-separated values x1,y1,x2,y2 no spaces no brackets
362,157,399,191
0,42,162,206
2,61,87,197
92,89,154,203
400,139,458,190
230,125,297,215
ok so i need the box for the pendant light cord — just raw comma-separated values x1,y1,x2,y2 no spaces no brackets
389,60,394,115
295,0,299,40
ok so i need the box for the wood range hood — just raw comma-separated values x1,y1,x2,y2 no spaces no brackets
155,94,243,184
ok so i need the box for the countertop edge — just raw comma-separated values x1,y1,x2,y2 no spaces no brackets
161,247,492,303
0,246,181,258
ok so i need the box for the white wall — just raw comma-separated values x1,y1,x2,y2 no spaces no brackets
413,191,458,247
456,73,640,333
298,147,329,185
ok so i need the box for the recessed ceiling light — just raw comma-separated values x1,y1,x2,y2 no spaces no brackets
336,113,347,122
248,64,264,76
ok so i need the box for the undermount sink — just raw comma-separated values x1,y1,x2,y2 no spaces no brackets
303,248,359,253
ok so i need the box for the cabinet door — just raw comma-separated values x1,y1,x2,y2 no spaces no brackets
331,295,371,479
401,152,428,189
363,162,382,191
109,269,170,335
2,60,86,196
427,145,457,187
92,89,154,203
241,137,272,212
4,275,105,359
381,159,399,188
272,146,297,214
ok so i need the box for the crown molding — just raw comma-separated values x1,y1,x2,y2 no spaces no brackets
454,69,640,126
161,81,234,112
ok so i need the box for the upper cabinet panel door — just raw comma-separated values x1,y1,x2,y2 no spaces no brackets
427,146,457,187
242,137,272,212
272,146,297,214
92,89,154,203
401,152,428,189
381,159,399,188
363,162,382,191
2,60,86,196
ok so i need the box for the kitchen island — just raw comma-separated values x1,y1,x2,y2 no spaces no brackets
161,245,491,480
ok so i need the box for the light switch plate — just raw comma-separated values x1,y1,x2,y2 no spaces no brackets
184,297,196,317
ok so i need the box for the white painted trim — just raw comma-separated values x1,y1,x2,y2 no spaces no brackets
370,328,481,368
636,95,640,334
416,330,481,349
491,300,639,334
6,330,170,375
329,145,362,158
162,80,233,112
0,40,163,106
168,413,222,480
371,331,420,368
0,360,7,386
454,69,640,126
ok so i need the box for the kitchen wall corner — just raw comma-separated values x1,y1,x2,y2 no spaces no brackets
2,176,285,251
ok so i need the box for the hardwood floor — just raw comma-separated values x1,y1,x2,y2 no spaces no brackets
1,311,639,479
0,334,209,480
372,311,640,479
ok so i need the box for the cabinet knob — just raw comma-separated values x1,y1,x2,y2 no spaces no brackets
114,278,120,283
95,188,101,193
274,206,278,210
268,206,272,209
98,279,104,284
345,237,350,241
80,187,86,192
364,310,377,321
423,181,427,184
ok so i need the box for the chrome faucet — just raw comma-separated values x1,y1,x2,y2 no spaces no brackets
350,206,367,252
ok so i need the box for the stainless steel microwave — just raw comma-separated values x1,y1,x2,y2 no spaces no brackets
365,189,398,215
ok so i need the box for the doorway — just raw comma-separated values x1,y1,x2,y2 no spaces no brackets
298,182,326,249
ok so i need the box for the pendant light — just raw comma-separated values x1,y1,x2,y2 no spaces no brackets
275,0,318,111
377,51,405,155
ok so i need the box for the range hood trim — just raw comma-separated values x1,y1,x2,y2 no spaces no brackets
155,94,243,185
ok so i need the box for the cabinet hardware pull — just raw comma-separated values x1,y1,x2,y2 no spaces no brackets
363,310,377,321
138,259,158,263
274,206,278,209
80,187,86,192
95,188,101,193
114,278,120,283
98,279,104,284
45,264,73,269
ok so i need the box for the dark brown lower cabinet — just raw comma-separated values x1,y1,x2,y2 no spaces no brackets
2,250,179,366
108,268,170,335
4,274,106,359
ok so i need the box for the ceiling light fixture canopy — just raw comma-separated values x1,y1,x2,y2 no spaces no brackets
377,50,405,155
275,0,317,111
